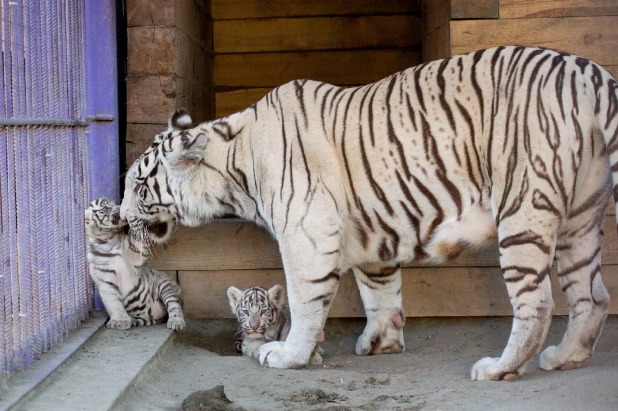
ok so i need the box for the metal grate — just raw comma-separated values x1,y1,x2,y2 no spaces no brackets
0,0,93,377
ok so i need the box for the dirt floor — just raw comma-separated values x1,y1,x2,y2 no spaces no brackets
116,316,618,411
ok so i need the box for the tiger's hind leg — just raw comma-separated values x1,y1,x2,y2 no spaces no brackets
353,264,405,356
539,210,610,371
471,208,561,381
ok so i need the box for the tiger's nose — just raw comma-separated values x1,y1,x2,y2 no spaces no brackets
249,319,260,330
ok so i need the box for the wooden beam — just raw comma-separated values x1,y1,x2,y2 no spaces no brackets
422,0,451,62
210,0,422,20
215,88,271,118
450,16,618,66
213,16,423,53
150,216,618,272
499,0,618,19
451,0,499,20
214,49,422,88
178,265,618,318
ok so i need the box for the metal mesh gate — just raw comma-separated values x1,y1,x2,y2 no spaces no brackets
0,0,97,377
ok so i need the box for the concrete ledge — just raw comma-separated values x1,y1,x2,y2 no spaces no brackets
10,313,175,411
0,311,107,411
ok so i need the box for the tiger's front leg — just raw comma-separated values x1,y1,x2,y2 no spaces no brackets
353,264,405,355
255,209,342,368
97,281,132,330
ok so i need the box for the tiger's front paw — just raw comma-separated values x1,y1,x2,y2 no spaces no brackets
107,317,132,330
255,341,307,369
356,314,405,356
167,315,185,331
471,357,521,381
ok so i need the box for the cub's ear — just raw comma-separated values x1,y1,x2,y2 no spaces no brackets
267,284,285,306
169,108,193,131
227,286,244,314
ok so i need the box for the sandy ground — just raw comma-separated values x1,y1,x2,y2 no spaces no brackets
117,316,618,411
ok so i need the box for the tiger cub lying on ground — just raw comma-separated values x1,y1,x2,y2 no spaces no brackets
85,198,185,331
227,285,324,364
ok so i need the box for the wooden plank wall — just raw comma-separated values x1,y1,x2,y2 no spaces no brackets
210,0,423,118
423,0,618,77
150,211,618,318
143,0,618,319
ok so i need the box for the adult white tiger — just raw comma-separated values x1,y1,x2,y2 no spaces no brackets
120,46,618,380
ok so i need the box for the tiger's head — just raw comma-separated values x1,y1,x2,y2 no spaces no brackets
84,198,126,239
119,108,241,244
227,285,286,339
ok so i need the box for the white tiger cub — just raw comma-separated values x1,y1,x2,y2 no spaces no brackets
227,285,324,364
120,46,618,380
85,198,185,331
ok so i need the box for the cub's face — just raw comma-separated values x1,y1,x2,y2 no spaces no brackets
84,198,126,239
227,285,285,339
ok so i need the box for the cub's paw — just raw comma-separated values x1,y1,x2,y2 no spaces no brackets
309,350,323,365
107,317,132,330
471,357,521,381
315,345,325,356
539,345,590,371
167,316,186,331
356,314,405,356
255,341,307,369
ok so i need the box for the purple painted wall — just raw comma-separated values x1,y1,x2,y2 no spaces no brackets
85,0,119,203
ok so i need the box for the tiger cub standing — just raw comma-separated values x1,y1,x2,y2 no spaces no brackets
227,285,324,364
85,198,185,331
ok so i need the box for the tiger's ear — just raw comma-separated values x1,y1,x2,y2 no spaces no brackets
227,286,243,313
167,132,208,171
169,108,193,131
267,284,285,306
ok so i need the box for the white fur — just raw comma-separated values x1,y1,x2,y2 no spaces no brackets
121,46,618,379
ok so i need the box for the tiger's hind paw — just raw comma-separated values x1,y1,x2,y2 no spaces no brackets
471,357,522,381
255,341,307,369
539,345,590,371
107,317,131,330
167,316,185,331
355,314,405,356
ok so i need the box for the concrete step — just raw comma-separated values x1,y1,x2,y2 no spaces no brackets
6,312,174,411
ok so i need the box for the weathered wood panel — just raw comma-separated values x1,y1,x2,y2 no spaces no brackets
451,0,499,20
213,16,422,53
499,0,618,19
211,0,421,20
178,265,618,318
214,49,422,88
450,17,618,66
150,216,618,271
215,88,271,118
